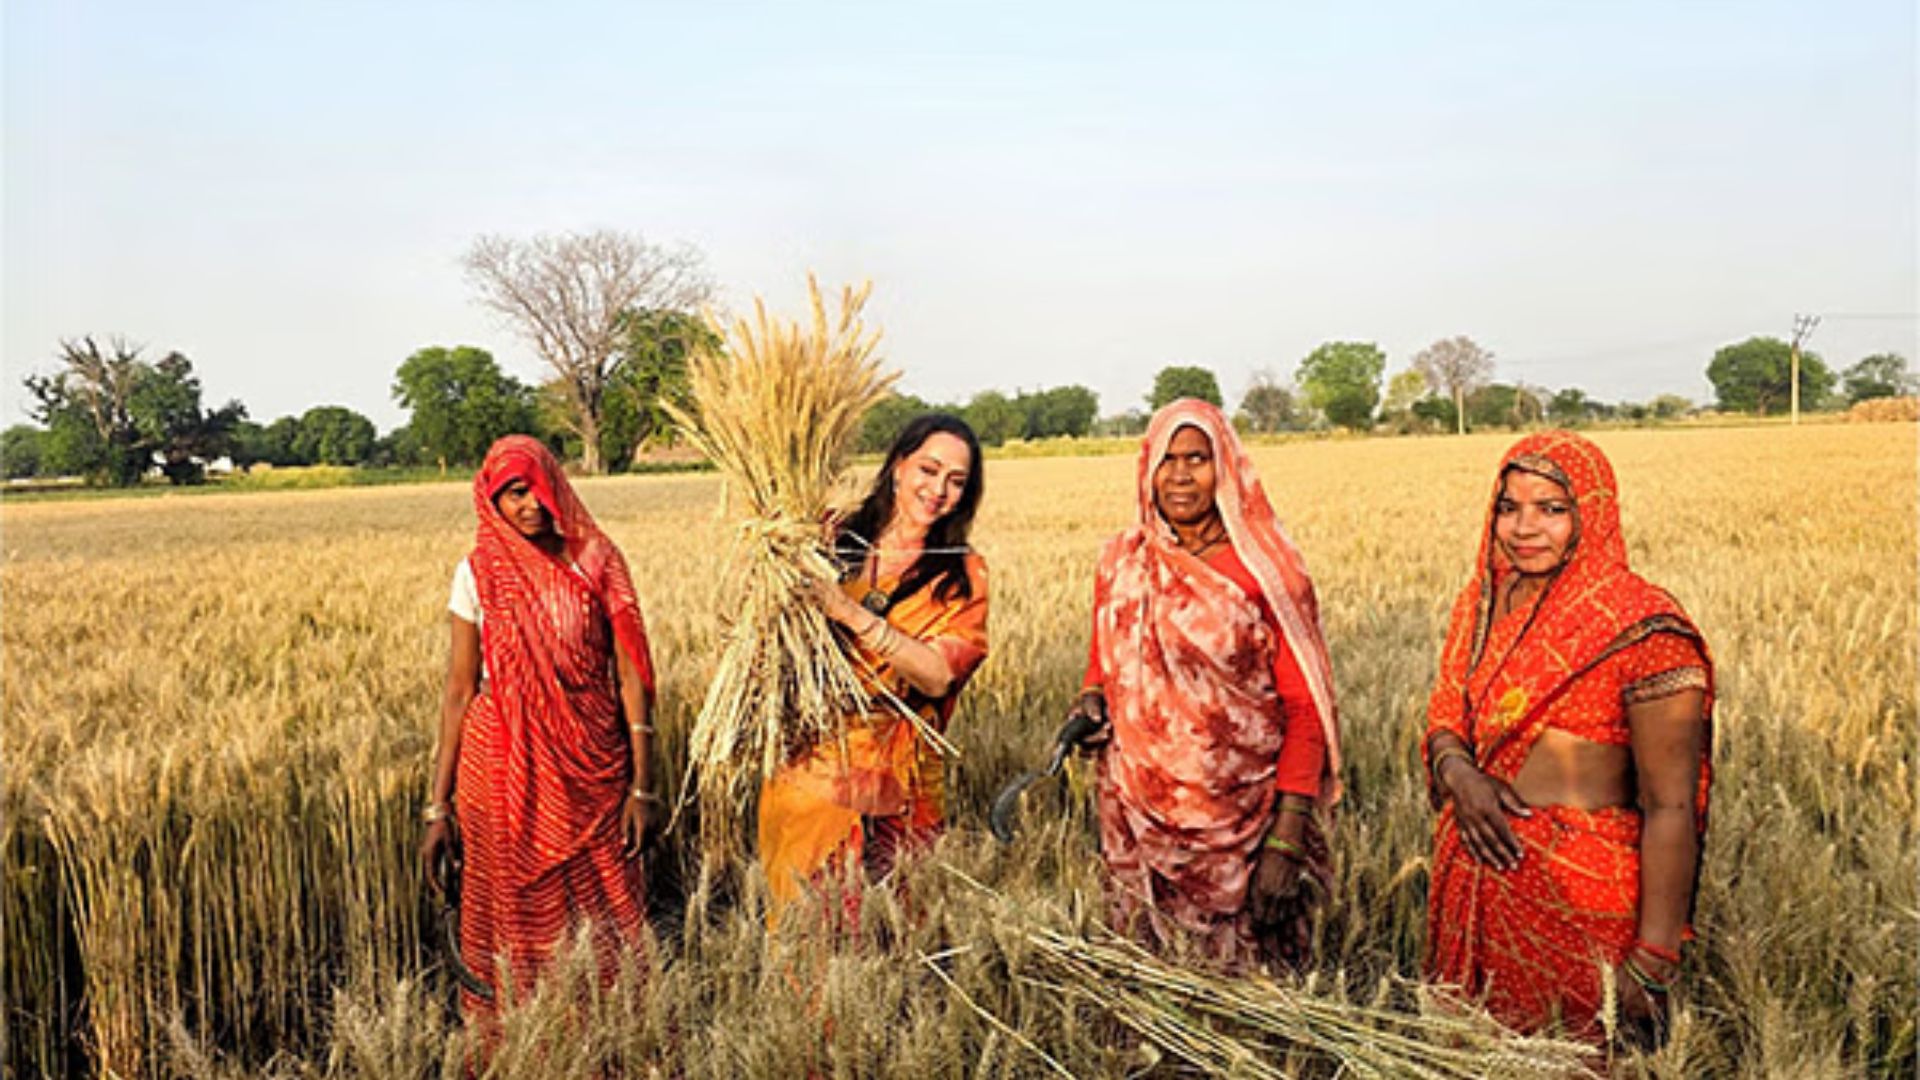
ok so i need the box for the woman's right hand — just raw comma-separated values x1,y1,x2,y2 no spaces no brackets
1438,758,1531,870
420,815,460,898
1059,689,1112,756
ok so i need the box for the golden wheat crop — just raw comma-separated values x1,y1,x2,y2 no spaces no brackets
3,424,1914,1078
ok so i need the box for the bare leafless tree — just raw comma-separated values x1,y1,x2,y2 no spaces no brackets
462,229,715,473
1411,336,1495,435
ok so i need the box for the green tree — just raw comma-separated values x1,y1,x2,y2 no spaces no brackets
24,339,242,485
393,345,539,469
1,425,45,479
1707,336,1834,415
1238,374,1296,434
23,336,147,484
1649,394,1694,419
130,352,247,484
293,406,378,466
1381,369,1428,416
1841,353,1915,404
1295,341,1386,429
1548,387,1596,425
600,309,723,470
1019,385,1099,438
858,394,936,454
963,390,1023,447
1147,366,1223,410
1465,383,1544,430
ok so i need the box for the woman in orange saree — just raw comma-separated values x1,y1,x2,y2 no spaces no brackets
1070,398,1342,972
1424,431,1712,1045
758,415,988,913
419,435,658,1021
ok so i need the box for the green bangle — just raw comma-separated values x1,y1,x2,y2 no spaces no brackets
1263,835,1307,861
1622,956,1674,995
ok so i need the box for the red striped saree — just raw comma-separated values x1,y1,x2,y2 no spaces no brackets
456,436,655,1017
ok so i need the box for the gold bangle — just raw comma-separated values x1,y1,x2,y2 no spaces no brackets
628,788,661,805
421,801,453,824
629,723,657,736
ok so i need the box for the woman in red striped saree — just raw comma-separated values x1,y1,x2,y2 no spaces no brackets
419,435,658,1021
1070,398,1342,972
1424,431,1712,1046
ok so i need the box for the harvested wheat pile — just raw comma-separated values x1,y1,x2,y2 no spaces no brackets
1846,395,1918,422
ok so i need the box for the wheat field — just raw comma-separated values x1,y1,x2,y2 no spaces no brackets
3,424,1914,1078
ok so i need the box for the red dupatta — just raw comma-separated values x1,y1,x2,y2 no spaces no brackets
465,435,655,880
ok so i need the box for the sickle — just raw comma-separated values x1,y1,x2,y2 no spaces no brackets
988,712,1102,844
433,846,496,1002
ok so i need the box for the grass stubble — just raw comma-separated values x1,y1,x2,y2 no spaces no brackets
1,424,1913,1078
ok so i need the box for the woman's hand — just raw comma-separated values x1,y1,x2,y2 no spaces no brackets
1438,756,1531,870
807,576,863,630
420,814,460,898
1614,960,1672,1049
1060,689,1112,756
1248,847,1306,927
621,792,658,858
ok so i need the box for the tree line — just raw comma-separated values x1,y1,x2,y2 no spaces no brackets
7,229,1914,486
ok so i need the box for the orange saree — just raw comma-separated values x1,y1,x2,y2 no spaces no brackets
1424,431,1713,1037
758,555,988,909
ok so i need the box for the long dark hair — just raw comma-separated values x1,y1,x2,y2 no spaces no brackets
834,413,984,605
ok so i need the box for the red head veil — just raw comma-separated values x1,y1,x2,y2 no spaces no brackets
470,435,654,696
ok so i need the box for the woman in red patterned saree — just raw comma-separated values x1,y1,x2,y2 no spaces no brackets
1424,431,1712,1045
1070,398,1341,972
419,435,658,1020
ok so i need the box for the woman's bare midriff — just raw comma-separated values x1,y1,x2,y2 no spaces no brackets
1510,728,1634,811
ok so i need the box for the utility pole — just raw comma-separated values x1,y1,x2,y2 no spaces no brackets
1790,313,1820,425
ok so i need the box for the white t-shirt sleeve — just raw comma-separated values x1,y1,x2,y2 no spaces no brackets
448,557,482,626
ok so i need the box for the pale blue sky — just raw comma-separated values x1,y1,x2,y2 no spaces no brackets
6,1,1914,429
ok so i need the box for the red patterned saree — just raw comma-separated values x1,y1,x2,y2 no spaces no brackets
456,436,655,1016
1424,431,1713,1036
1091,399,1341,970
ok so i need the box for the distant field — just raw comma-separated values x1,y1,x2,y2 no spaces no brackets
3,424,1913,1078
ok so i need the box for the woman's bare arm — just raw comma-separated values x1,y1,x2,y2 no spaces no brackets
1629,687,1708,954
813,580,958,698
430,616,483,809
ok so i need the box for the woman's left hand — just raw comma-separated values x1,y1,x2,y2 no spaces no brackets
621,792,657,858
1248,847,1306,928
1615,964,1670,1049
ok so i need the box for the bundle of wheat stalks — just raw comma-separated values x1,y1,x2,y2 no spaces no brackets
665,275,900,844
936,868,1597,1079
1019,925,1600,1079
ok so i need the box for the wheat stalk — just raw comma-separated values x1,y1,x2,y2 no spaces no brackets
664,275,904,852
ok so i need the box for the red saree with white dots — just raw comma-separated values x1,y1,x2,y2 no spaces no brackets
1423,431,1713,1037
456,436,655,1018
